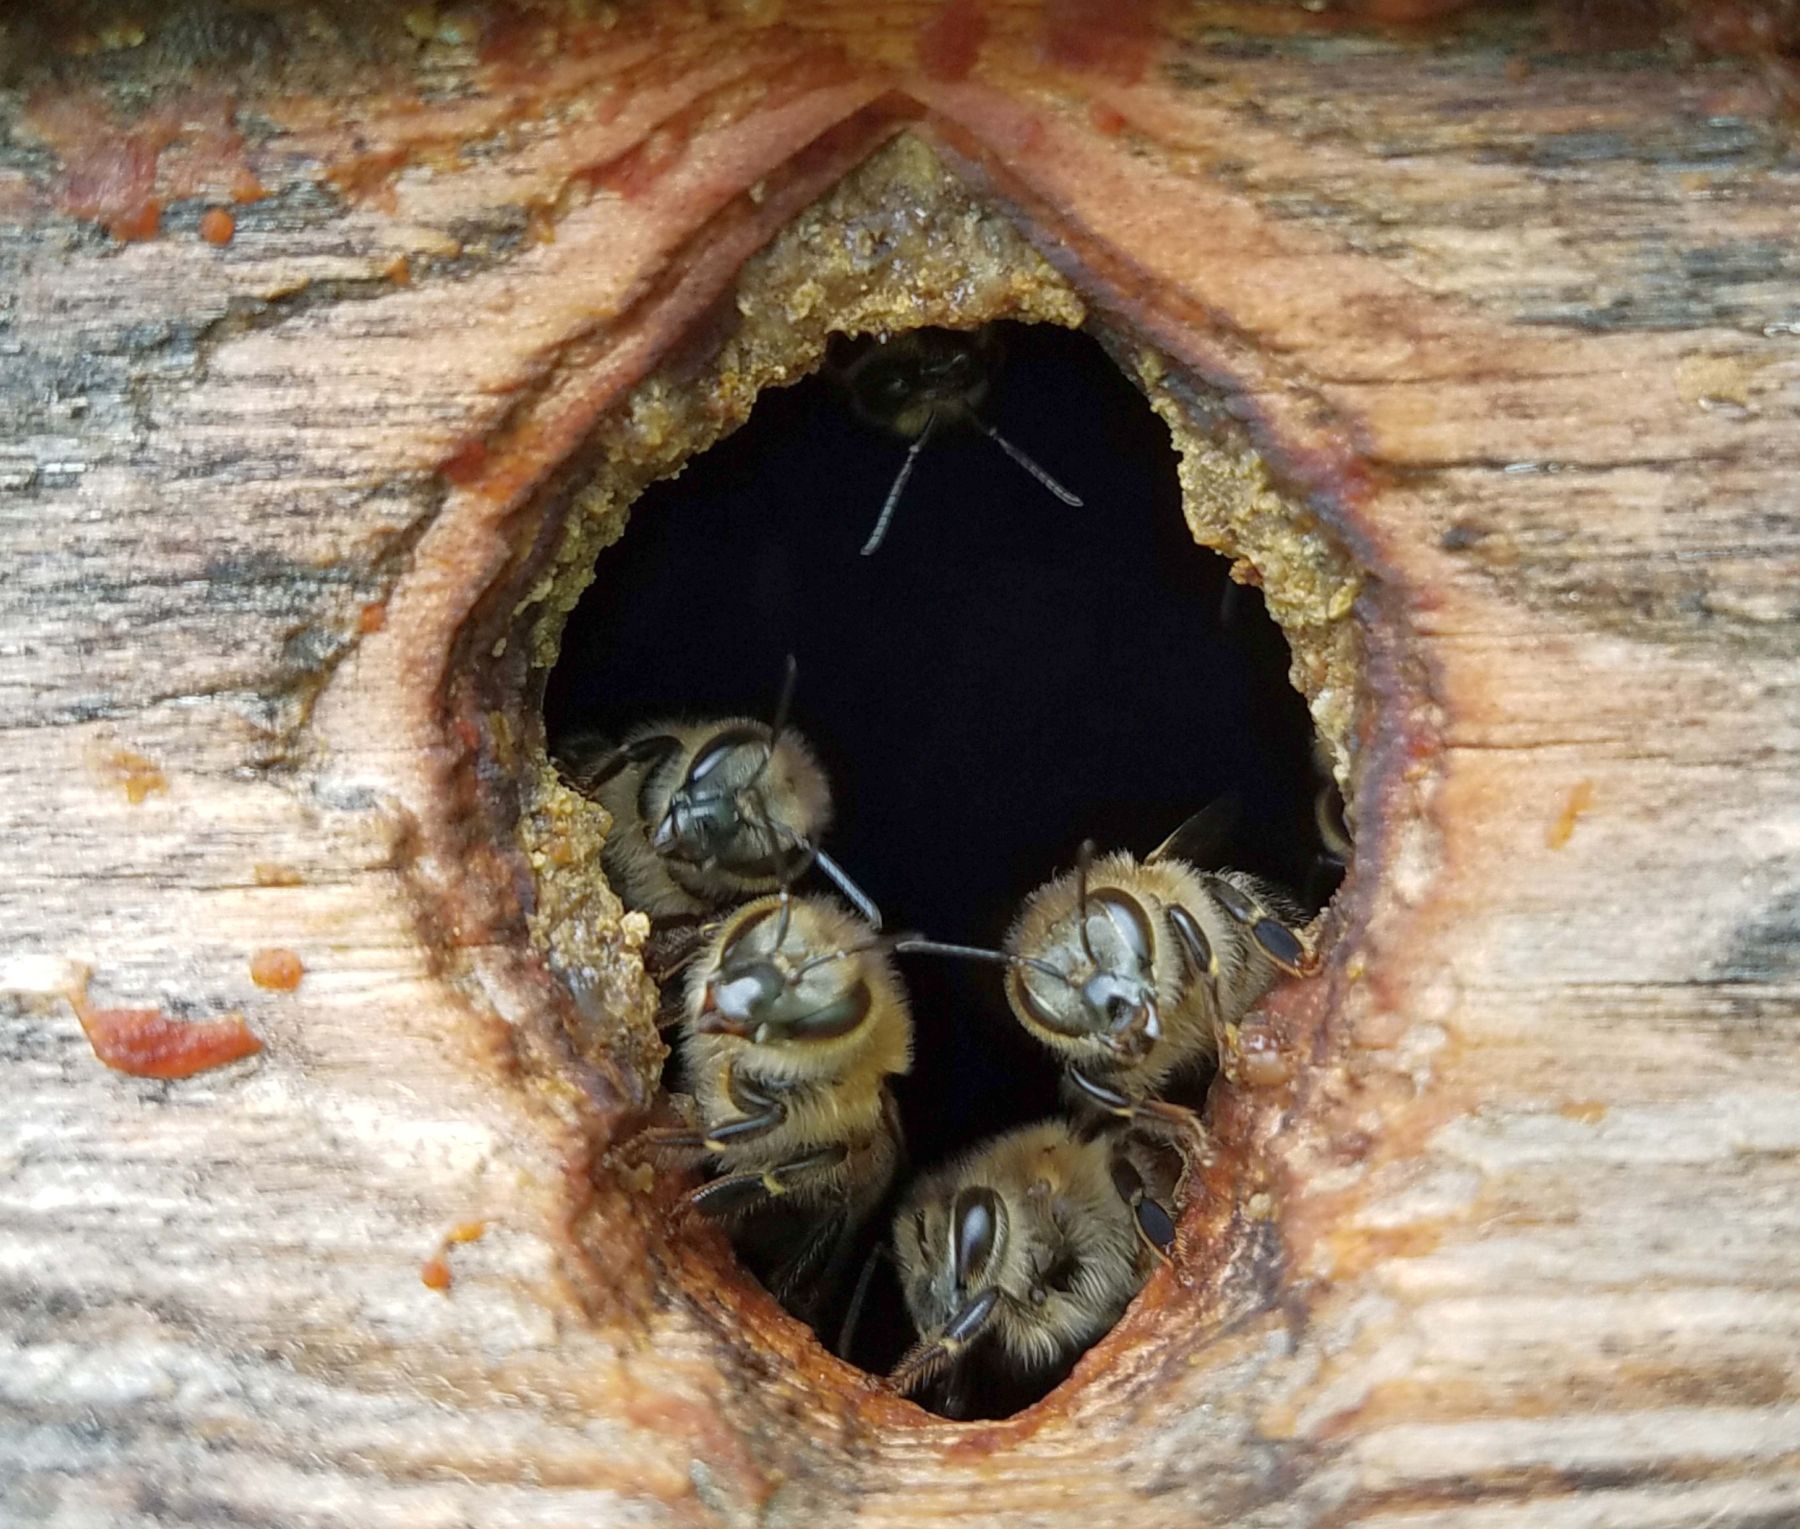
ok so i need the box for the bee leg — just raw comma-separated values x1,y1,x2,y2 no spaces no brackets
767,1203,852,1318
1205,876,1319,976
634,1126,709,1155
559,731,681,794
682,1067,792,1156
887,1286,1002,1397
1067,1067,1211,1156
683,1144,849,1219
835,1242,887,1359
1110,1154,1177,1265
645,916,715,989
1169,902,1239,1060
638,1067,790,1158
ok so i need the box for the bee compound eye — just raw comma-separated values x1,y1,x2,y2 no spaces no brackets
712,961,785,1023
951,1186,1002,1290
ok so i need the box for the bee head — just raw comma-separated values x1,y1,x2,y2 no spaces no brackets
652,721,812,877
844,328,994,438
1007,847,1163,1064
889,1176,1012,1397
694,893,877,1047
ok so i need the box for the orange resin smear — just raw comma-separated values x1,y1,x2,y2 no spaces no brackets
917,0,989,80
67,979,262,1080
421,1221,489,1292
249,948,305,991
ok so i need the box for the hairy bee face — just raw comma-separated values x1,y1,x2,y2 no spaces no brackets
840,329,995,439
1006,886,1164,1064
890,1122,1149,1397
694,897,877,1046
896,1180,1009,1349
650,724,814,879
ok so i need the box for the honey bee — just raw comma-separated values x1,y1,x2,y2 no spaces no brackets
638,889,912,1322
556,657,879,926
887,1118,1178,1415
898,812,1316,1133
831,326,1083,555
1304,740,1354,906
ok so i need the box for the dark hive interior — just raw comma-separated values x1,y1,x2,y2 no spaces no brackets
543,321,1339,1403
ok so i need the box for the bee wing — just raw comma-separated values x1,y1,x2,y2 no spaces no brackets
766,1203,856,1322
1147,793,1242,868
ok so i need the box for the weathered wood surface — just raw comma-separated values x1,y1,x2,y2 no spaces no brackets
3,5,1799,1527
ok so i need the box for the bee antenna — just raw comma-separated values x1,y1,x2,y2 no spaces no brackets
750,799,820,888
745,654,800,792
754,801,885,933
769,653,798,747
886,1286,1003,1397
969,416,1083,507
1076,840,1098,964
792,935,892,979
892,938,1075,991
809,846,884,932
773,886,793,952
860,413,939,556
835,1242,890,1360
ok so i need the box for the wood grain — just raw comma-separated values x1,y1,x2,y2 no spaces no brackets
2,6,1798,1527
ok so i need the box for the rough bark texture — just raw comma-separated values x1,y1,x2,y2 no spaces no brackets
3,5,1799,1528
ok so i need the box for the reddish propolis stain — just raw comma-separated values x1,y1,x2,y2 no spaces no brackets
249,948,305,991
1041,0,1161,84
199,206,235,245
440,436,490,486
584,126,689,198
918,0,989,80
49,108,167,240
70,992,262,1080
109,193,163,241
358,600,388,634
26,88,263,242
582,45,859,201
479,3,555,68
1088,100,1128,135
917,0,988,80
756,46,862,114
420,1255,453,1290
1687,0,1787,53
326,146,411,209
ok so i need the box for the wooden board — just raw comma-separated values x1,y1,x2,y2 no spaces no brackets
3,6,1798,1527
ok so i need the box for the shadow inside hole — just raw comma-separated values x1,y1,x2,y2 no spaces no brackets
544,322,1340,1404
